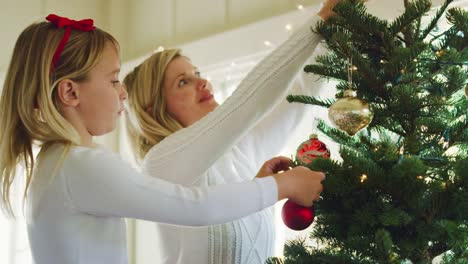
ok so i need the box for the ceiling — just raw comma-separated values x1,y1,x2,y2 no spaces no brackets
0,0,465,74
0,0,320,73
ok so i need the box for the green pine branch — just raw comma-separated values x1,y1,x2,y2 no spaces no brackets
286,95,334,107
446,8,468,33
420,0,455,41
390,0,431,41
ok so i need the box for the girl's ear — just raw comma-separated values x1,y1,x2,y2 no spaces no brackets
56,79,80,107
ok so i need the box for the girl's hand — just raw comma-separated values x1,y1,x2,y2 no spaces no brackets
273,166,325,207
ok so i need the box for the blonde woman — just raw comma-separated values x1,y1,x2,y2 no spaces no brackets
123,1,343,263
0,14,325,264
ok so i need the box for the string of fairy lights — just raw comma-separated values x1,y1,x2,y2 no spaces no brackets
150,3,309,101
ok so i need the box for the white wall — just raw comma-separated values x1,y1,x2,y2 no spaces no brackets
0,0,110,73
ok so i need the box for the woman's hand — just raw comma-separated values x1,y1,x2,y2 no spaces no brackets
318,0,368,20
256,156,292,178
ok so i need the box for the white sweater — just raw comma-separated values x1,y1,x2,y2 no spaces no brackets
25,145,277,264
143,16,323,264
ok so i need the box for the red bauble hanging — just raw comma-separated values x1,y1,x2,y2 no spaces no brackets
281,134,330,231
281,200,315,231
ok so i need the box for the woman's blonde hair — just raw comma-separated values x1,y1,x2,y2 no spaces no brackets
0,20,117,217
124,49,184,161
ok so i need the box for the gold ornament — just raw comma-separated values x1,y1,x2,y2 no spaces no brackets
328,90,373,136
435,50,445,57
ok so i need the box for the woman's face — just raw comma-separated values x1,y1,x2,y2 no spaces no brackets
163,56,218,127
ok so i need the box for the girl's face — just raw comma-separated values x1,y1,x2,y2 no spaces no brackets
76,42,127,136
163,56,218,127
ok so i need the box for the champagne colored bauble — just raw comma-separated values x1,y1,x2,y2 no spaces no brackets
328,90,373,136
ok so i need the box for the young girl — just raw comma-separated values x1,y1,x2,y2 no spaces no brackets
0,14,325,264
123,1,342,263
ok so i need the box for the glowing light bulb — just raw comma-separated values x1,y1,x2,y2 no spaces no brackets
154,46,164,53
264,40,273,47
360,174,368,183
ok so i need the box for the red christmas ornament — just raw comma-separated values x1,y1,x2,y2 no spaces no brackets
296,134,330,165
281,134,330,230
281,200,315,231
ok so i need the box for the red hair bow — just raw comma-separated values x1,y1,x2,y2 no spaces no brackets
46,14,96,69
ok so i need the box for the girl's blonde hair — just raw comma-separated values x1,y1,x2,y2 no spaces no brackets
0,20,117,217
124,49,184,161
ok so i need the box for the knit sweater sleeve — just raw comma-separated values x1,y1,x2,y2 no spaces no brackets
143,16,323,185
243,56,328,167
63,147,277,226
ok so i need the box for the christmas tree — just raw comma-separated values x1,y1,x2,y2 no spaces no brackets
268,0,467,263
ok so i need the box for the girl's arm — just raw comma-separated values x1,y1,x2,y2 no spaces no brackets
64,147,278,226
